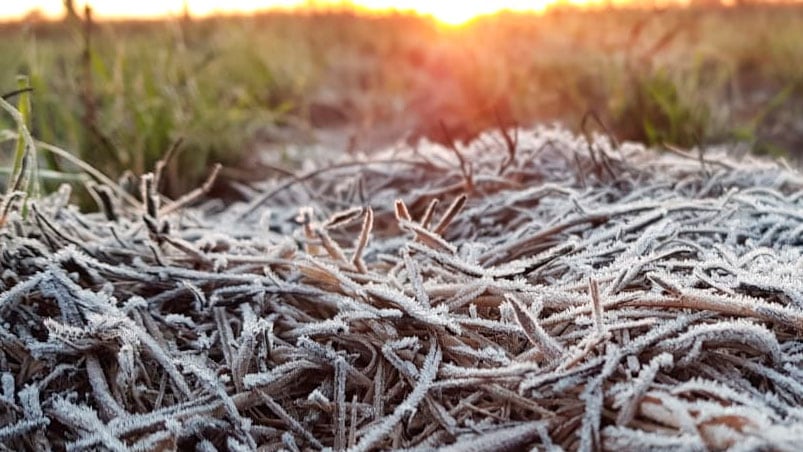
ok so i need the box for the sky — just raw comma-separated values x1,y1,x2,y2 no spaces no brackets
0,0,608,24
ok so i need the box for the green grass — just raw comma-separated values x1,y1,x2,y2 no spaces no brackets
1,13,324,197
0,75,39,221
1,4,802,199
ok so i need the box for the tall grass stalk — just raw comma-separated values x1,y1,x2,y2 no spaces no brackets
9,77,32,188
1,76,39,221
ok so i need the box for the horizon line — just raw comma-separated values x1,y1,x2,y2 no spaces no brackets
6,0,795,23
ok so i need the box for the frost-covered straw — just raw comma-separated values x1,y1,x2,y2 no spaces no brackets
2,126,803,450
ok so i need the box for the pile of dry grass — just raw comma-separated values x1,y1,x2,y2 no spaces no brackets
2,127,803,451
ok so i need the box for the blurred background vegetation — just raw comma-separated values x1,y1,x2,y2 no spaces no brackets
1,4,802,198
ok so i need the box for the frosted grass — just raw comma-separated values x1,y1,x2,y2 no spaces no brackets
1,126,803,450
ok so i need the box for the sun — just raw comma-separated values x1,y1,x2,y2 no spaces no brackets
411,1,562,27
426,4,484,26
330,1,561,27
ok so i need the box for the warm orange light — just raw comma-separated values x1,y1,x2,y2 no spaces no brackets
416,3,540,26
420,4,483,26
1,0,657,22
322,1,582,26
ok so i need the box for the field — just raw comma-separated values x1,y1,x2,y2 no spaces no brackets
2,3,803,451
2,4,803,194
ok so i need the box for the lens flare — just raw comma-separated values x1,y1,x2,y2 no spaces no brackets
385,0,567,25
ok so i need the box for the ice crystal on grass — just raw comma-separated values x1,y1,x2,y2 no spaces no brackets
3,126,803,450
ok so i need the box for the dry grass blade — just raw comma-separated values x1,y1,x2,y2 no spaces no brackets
589,277,605,336
506,294,564,362
395,199,412,221
419,198,439,229
433,194,467,235
159,163,222,216
153,138,183,193
259,391,324,449
317,227,350,264
352,207,373,273
325,206,365,229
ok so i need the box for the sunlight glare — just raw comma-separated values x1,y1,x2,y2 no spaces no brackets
394,0,565,25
